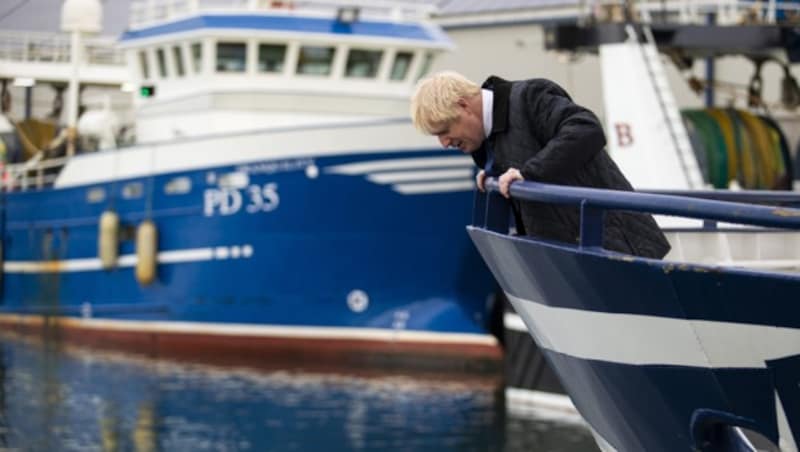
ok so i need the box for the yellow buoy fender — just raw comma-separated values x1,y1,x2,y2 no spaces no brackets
135,220,158,285
98,210,119,269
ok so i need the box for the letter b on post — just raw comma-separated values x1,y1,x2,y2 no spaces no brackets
614,123,634,148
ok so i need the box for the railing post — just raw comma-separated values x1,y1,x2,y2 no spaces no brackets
579,200,604,249
477,192,511,234
767,0,777,23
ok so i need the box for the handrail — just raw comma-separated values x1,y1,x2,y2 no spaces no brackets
2,155,71,192
478,179,800,249
0,31,124,66
588,1,800,26
128,0,437,28
642,189,800,207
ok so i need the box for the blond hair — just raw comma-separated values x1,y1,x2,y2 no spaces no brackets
410,70,480,134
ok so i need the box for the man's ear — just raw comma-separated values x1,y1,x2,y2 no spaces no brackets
456,98,469,109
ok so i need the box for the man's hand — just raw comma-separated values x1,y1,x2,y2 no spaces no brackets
498,168,523,198
475,170,486,192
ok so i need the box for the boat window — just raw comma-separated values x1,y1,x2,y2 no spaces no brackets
345,49,383,78
416,51,434,81
297,46,335,76
164,176,192,195
172,46,185,77
122,182,144,199
216,42,246,73
138,51,150,79
156,48,168,78
87,187,105,203
258,44,286,73
390,51,413,81
217,171,249,189
191,42,202,73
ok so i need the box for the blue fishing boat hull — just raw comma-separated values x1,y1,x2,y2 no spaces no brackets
0,148,501,372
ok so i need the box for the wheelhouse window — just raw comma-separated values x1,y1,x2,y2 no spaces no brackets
165,176,192,195
156,48,168,77
191,42,203,73
172,46,185,77
122,182,144,199
390,51,413,81
139,51,150,79
258,44,286,73
416,52,434,80
216,42,246,72
345,49,382,78
296,46,335,76
87,187,105,203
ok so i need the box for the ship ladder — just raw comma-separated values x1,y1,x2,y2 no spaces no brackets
630,23,704,189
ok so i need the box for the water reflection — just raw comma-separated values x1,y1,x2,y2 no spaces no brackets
0,333,598,451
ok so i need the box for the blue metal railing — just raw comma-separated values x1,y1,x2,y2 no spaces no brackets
642,189,800,207
474,179,800,249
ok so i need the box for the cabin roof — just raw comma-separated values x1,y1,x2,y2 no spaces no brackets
119,14,448,45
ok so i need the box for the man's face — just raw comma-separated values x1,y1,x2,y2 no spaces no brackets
433,99,484,153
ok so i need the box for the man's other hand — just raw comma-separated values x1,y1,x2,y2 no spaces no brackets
498,168,523,198
476,170,486,192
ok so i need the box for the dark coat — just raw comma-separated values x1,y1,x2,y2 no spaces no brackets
473,76,671,259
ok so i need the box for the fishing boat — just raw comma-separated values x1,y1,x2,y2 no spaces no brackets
470,1,800,450
0,0,501,374
498,0,800,417
470,179,800,451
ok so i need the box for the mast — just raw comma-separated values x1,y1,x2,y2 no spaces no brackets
60,0,102,156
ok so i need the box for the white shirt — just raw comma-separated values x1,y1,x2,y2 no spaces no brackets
481,88,493,139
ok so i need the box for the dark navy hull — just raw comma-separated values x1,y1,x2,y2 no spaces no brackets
469,226,800,451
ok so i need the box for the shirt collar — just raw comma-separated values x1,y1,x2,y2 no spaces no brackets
481,88,493,139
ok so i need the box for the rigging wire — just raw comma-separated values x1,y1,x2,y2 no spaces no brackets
0,0,31,25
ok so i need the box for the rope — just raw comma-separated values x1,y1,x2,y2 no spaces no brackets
682,108,793,190
0,0,31,24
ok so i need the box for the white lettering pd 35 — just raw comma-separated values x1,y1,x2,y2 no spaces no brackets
203,183,279,217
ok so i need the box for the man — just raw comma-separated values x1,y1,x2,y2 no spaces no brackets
410,71,670,259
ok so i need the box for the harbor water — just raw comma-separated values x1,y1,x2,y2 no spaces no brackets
0,332,598,451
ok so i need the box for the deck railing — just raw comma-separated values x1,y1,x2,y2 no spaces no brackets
586,1,800,26
128,0,437,28
475,179,800,249
0,31,124,66
1,155,70,192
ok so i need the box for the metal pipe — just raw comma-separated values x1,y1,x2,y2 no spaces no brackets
705,12,715,107
485,179,800,230
66,30,80,128
66,30,81,156
24,86,31,119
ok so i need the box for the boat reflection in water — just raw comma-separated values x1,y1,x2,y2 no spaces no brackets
0,332,597,451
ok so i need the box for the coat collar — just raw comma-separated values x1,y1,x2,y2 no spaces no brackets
481,75,510,135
